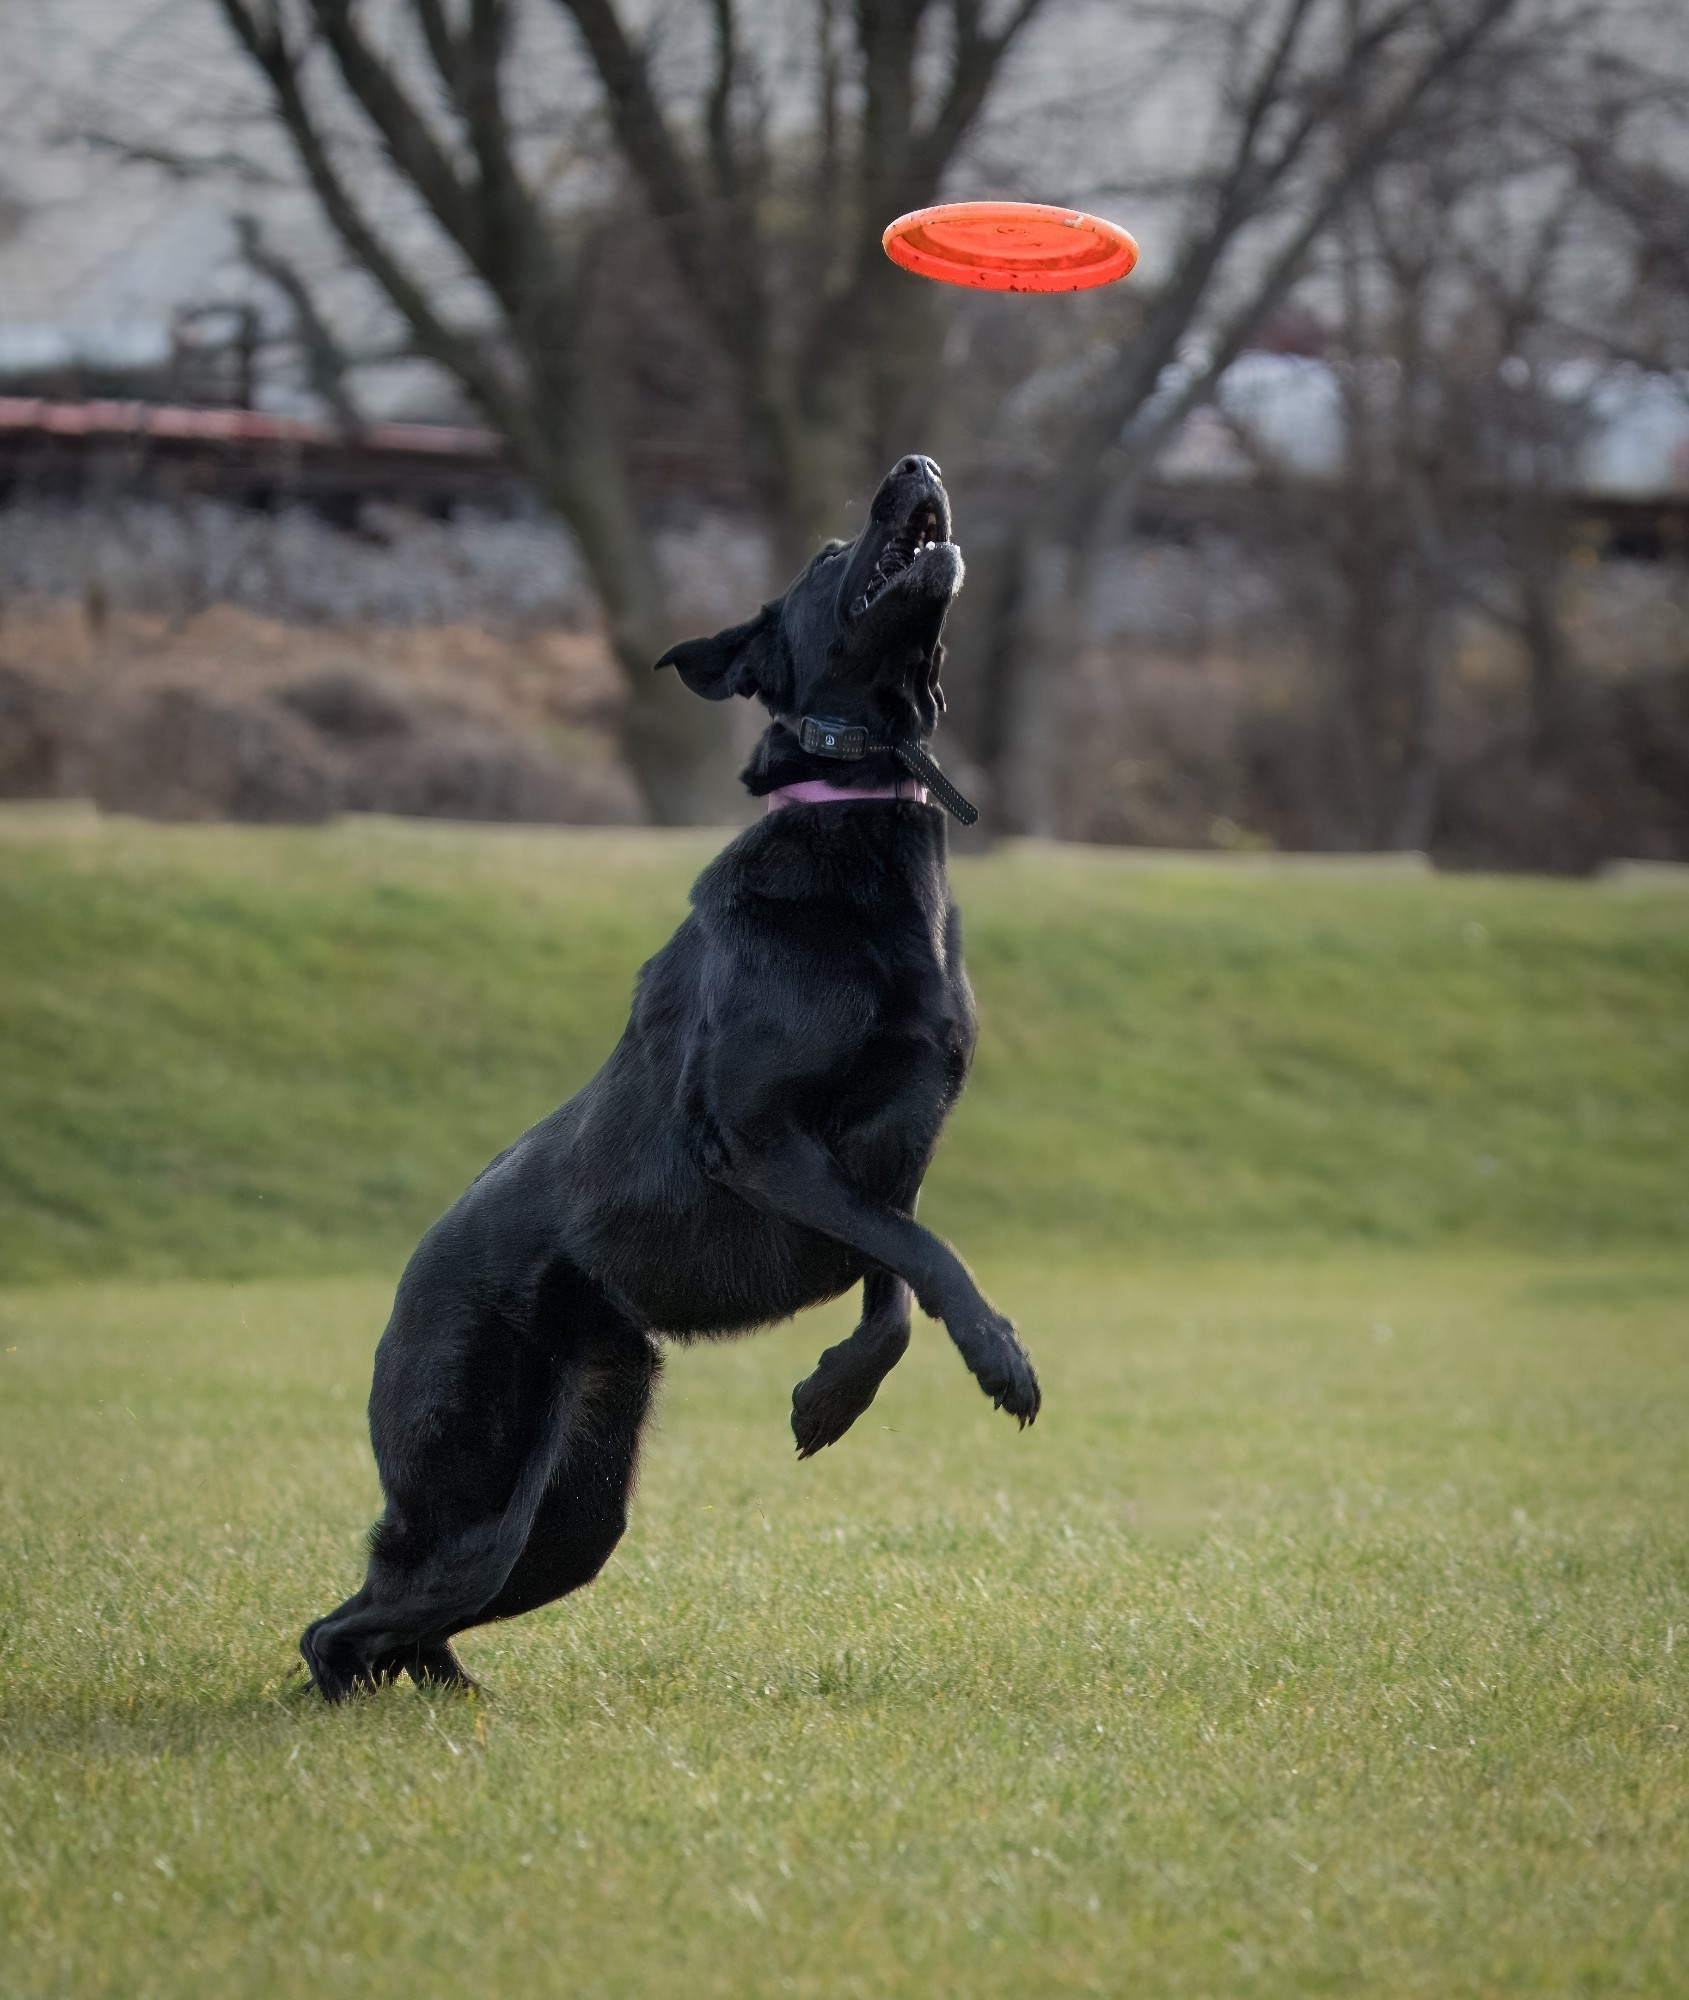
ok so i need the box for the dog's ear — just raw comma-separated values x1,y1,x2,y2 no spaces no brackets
655,604,783,703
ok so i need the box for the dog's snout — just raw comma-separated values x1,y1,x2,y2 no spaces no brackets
895,455,941,482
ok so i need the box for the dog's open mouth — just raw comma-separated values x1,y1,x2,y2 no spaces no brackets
851,499,952,617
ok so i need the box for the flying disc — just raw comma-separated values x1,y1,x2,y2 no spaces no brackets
882,201,1138,293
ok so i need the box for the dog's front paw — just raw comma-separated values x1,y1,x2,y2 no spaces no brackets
960,1311,1041,1428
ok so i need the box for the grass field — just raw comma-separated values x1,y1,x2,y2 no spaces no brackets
1,808,1686,1997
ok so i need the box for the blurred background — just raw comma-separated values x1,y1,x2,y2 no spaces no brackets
2,0,1686,867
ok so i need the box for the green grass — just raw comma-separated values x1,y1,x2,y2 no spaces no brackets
1,813,1685,1282
3,1262,1685,1997
1,809,1686,1995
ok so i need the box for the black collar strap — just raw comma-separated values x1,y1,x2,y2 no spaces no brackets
794,715,979,827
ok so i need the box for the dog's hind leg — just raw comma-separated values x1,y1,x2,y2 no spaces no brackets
791,1270,911,1457
340,1323,655,1695
301,1428,559,1703
300,1261,638,1701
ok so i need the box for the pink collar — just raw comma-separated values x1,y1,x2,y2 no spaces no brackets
766,777,929,812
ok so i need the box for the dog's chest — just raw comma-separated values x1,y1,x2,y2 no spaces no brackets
686,805,977,1135
823,872,976,1142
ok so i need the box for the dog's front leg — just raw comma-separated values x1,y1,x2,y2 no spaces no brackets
709,1132,1039,1428
791,1269,912,1457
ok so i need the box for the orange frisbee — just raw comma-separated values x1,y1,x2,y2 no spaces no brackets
882,201,1138,293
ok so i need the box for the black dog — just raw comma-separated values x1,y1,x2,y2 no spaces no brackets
301,454,1040,1699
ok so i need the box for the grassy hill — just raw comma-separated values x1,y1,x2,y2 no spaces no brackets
1,808,1684,1283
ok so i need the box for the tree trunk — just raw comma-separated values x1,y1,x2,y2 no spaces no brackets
1391,462,1454,852
1516,509,1570,761
523,427,740,824
994,534,1080,839
1391,605,1448,851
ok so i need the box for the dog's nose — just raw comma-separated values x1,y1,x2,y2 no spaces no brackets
894,454,942,482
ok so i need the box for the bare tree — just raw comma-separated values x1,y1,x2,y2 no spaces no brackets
554,0,1049,571
1537,0,1689,360
1074,0,1686,863
210,0,738,821
200,0,1054,817
1260,0,1683,849
1239,180,1488,851
970,0,1529,832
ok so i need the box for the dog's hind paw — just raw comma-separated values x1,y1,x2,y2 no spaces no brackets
299,1625,368,1703
792,1318,910,1457
402,1643,479,1693
791,1366,880,1457
299,1619,402,1702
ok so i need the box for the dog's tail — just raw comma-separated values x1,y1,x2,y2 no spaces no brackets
410,1353,590,1635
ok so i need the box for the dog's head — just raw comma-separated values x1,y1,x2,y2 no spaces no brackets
656,455,963,776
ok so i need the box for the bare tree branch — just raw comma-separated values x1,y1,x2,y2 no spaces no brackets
414,0,528,257
298,0,491,277
214,0,530,443
907,0,1044,192
705,0,743,200
548,0,711,265
788,0,1049,477
76,128,287,187
1072,0,1527,542
553,0,1050,555
234,211,364,432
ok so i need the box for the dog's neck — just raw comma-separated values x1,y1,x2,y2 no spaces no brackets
749,712,978,826
765,776,929,813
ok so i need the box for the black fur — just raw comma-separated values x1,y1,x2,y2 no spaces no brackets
300,455,1039,1700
